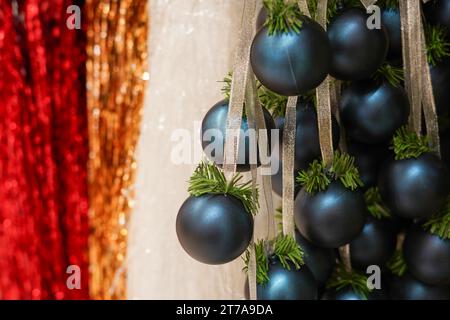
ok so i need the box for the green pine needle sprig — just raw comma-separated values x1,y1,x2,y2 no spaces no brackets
329,152,364,190
263,0,303,35
257,84,288,117
296,152,363,193
220,72,233,101
188,161,259,215
326,264,371,300
391,127,432,160
307,0,362,22
365,187,391,220
243,234,305,285
373,62,404,88
425,24,450,67
387,250,407,277
296,160,331,193
423,197,450,240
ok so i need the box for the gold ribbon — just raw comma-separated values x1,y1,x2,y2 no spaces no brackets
86,0,148,299
400,0,440,154
223,0,258,301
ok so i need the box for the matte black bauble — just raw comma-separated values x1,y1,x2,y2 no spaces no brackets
295,180,367,248
389,273,450,300
424,0,450,37
201,100,276,171
257,260,318,300
176,194,253,265
339,80,410,144
430,58,450,116
251,16,331,96
404,226,450,285
279,101,340,171
350,216,397,270
381,7,402,59
322,286,387,300
379,153,450,219
295,231,337,287
347,141,390,190
327,8,389,81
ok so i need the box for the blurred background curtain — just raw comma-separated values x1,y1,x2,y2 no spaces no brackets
127,0,249,299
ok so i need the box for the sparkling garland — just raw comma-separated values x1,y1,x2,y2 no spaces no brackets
85,0,149,299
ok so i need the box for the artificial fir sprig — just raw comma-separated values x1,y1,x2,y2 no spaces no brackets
297,160,331,193
257,84,288,117
243,234,305,285
326,263,372,299
425,24,450,66
391,127,432,160
307,0,362,22
263,0,303,35
220,72,233,101
387,250,407,277
297,152,363,193
423,197,450,239
365,187,391,219
329,152,364,190
188,161,259,215
373,62,404,88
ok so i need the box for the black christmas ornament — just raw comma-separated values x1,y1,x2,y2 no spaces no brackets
322,286,388,300
327,8,389,81
251,1,331,96
389,273,450,300
430,57,450,116
246,235,318,300
350,215,397,270
201,99,275,171
295,230,336,287
176,163,256,265
424,0,450,37
257,259,317,300
295,153,367,248
381,6,402,59
339,79,410,144
347,141,390,190
403,225,450,285
379,128,450,219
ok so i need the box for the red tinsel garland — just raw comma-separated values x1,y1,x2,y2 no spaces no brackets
0,0,89,299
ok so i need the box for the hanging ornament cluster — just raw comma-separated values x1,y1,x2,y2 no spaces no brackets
176,0,450,300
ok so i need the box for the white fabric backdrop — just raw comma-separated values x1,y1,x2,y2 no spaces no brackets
127,0,251,299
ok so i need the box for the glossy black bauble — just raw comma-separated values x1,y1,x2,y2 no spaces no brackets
251,16,331,96
404,226,450,285
350,216,397,270
328,8,389,81
295,180,367,248
201,100,276,171
347,141,389,190
340,80,410,144
176,194,253,265
430,58,450,116
379,153,450,219
389,273,450,300
381,7,402,59
257,260,317,300
295,231,337,287
424,0,450,37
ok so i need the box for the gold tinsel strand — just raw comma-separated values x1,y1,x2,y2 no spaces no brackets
86,0,148,299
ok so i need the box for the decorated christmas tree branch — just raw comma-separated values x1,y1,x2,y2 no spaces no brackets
423,197,450,240
243,234,305,285
425,24,450,67
326,263,372,299
263,0,303,35
188,161,259,215
297,152,363,193
392,127,432,160
365,187,391,219
373,62,405,87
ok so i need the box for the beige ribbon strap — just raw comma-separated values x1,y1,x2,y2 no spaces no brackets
360,0,378,8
